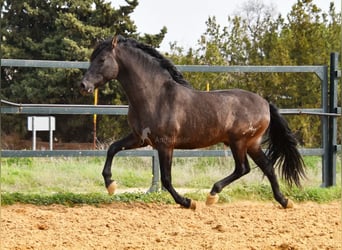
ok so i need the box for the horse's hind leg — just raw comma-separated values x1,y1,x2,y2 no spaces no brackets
247,147,291,208
207,143,250,205
102,133,144,194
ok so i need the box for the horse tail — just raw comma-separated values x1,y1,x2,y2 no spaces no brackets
265,103,306,187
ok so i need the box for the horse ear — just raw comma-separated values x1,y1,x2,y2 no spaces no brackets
112,36,119,48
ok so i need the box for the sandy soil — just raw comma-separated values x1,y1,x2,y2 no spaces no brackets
1,201,341,250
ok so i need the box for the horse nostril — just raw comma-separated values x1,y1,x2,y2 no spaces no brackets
80,82,86,89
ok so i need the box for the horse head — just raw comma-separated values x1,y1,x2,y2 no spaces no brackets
80,36,120,95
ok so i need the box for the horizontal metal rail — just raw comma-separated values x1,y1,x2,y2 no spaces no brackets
2,100,341,117
1,148,324,158
1,59,89,69
1,100,129,115
1,59,327,80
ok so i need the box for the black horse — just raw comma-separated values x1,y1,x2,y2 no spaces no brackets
81,35,305,209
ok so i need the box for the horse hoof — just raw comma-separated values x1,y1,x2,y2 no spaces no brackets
206,193,219,206
107,181,117,195
285,199,294,209
189,200,196,210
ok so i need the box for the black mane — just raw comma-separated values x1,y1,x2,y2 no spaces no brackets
92,36,192,88
123,37,192,88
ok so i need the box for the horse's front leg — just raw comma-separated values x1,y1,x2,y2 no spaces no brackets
157,147,196,209
102,133,144,195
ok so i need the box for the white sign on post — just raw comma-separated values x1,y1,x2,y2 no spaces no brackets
27,116,55,150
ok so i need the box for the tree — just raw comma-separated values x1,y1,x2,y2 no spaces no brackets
0,0,167,143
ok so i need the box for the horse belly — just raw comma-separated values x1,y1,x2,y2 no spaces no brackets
174,136,226,149
173,117,230,149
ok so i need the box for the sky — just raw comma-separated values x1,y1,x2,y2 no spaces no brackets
111,0,341,52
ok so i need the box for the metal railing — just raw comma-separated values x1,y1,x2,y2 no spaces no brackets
1,55,340,189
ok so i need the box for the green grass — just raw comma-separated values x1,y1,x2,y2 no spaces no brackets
1,191,175,206
1,156,341,205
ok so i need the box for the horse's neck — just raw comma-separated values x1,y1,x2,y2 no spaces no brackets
117,52,167,110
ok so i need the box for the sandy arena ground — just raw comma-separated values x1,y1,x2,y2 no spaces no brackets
1,201,341,250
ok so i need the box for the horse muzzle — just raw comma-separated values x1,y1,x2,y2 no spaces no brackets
80,81,95,95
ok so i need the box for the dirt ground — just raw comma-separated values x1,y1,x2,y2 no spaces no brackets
1,201,341,250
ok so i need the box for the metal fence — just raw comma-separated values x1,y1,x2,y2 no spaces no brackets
1,55,340,189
